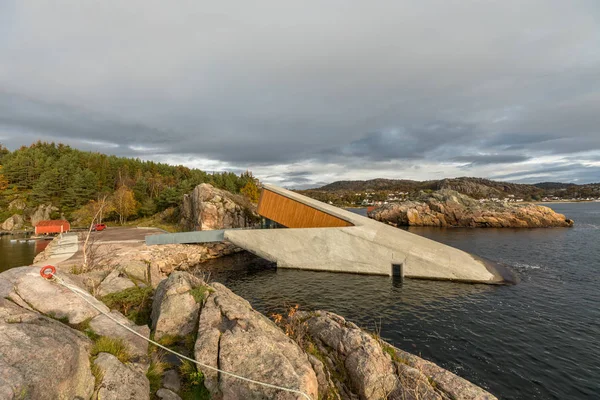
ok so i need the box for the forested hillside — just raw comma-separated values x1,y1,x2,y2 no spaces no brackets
0,141,258,227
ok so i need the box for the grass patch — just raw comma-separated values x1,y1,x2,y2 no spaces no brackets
101,286,153,326
189,285,212,303
91,336,131,363
90,360,104,391
381,342,409,365
46,312,70,324
70,265,85,275
179,360,211,400
146,351,168,395
157,334,184,347
69,317,100,341
304,340,342,400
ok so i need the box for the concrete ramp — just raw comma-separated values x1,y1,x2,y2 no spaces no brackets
146,230,226,245
225,185,511,284
146,184,513,284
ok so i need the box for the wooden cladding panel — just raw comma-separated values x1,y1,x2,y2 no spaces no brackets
258,189,353,228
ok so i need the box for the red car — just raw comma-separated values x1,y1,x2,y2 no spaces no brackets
93,223,107,231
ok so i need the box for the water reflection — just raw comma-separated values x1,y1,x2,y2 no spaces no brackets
197,252,493,318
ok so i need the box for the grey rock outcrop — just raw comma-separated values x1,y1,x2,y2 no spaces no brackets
194,282,318,400
30,204,59,227
157,388,182,400
1,214,24,231
369,189,573,228
145,242,241,286
94,352,150,400
97,268,137,296
296,311,397,399
151,271,204,340
8,199,27,211
295,311,497,400
180,183,258,231
2,266,110,324
0,298,95,400
162,369,182,392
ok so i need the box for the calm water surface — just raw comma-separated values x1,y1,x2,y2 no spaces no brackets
202,202,600,400
0,234,49,272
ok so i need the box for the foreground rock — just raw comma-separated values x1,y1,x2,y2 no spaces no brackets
0,298,95,400
94,352,150,400
0,266,498,400
369,189,573,228
1,266,110,324
151,271,204,340
180,183,259,231
295,310,497,400
194,282,319,399
0,267,150,400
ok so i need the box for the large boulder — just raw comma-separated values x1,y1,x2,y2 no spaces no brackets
94,352,150,400
151,271,204,340
30,204,59,227
0,298,95,400
180,183,258,231
369,189,574,228
97,269,137,296
295,311,497,400
194,282,318,400
1,214,24,231
1,266,110,324
296,311,397,399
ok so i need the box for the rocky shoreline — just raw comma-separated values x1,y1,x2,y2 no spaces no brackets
0,262,497,400
369,189,574,228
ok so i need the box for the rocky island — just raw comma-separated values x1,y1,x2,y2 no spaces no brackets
368,189,574,228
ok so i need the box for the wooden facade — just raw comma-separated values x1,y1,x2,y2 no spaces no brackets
257,189,353,228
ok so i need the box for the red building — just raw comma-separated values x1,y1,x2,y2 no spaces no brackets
35,220,71,235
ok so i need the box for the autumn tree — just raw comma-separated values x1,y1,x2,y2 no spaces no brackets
0,166,8,191
111,186,138,224
241,180,260,203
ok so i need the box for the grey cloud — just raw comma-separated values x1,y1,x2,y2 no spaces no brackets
1,1,600,184
452,154,531,166
492,163,600,182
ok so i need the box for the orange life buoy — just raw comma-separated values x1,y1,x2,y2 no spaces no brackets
40,265,56,279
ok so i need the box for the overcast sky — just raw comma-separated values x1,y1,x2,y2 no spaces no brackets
1,1,599,188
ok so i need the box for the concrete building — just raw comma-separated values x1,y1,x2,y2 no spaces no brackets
223,185,514,284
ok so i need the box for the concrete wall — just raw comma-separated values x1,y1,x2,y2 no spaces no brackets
224,184,513,284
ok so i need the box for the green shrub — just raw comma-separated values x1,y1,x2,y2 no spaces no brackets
179,360,211,400
101,286,153,326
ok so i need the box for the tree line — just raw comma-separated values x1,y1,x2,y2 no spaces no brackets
0,141,259,225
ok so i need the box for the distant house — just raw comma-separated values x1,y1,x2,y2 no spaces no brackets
35,220,70,235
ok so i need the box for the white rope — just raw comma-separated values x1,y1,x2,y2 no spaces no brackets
47,272,313,400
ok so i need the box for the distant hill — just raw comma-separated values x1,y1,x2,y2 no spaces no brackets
533,182,577,190
318,178,433,193
299,177,600,205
